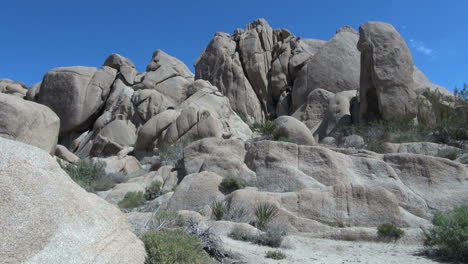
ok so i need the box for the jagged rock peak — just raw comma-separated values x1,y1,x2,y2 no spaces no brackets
336,25,358,34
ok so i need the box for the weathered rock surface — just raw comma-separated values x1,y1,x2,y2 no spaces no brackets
37,66,117,133
292,26,360,111
316,90,356,140
0,93,60,153
292,88,334,134
183,137,256,184
0,137,145,264
0,79,28,97
273,116,315,145
135,50,193,105
103,53,137,85
195,32,264,122
167,171,224,211
358,22,417,122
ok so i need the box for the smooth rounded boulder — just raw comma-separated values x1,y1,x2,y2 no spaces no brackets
0,94,60,153
37,66,117,133
0,137,146,264
273,116,315,145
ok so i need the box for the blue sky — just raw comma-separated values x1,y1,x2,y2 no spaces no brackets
1,0,466,90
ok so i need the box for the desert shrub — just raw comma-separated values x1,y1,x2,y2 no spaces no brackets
220,176,247,194
223,203,251,223
159,143,184,166
211,200,227,221
276,137,293,143
108,171,129,183
148,210,184,231
425,89,468,143
253,120,276,137
228,226,256,242
142,229,210,264
255,202,279,231
118,191,145,209
424,205,468,262
236,111,249,125
63,159,113,192
377,223,405,241
437,149,460,161
256,222,287,248
265,250,287,260
145,180,162,200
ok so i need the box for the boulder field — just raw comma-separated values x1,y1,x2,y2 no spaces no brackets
0,19,465,263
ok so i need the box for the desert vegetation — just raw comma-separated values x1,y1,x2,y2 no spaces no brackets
423,205,468,263
142,229,210,264
63,159,115,192
265,250,287,260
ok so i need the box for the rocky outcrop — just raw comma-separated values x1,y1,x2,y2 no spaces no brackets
291,26,360,111
135,50,193,105
183,137,256,184
0,93,60,153
358,22,417,122
315,90,356,140
181,139,468,230
167,171,224,211
292,88,334,134
0,137,145,264
37,66,117,133
195,32,265,122
103,53,137,85
196,19,337,120
0,79,28,97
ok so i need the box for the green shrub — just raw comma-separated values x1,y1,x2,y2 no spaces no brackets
253,120,276,137
220,176,247,194
228,226,256,242
377,223,405,240
276,137,293,143
223,203,251,223
437,149,460,161
265,250,287,260
142,229,210,264
211,200,227,221
145,180,162,200
255,202,279,231
424,205,468,262
159,143,184,166
63,159,112,192
256,222,287,248
148,210,184,231
118,191,145,209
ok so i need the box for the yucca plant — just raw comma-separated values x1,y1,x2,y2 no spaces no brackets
255,202,279,231
210,200,227,221
253,120,276,137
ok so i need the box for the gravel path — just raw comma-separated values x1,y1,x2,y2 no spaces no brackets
222,235,438,264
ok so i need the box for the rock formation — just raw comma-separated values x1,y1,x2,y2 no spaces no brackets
0,137,146,264
358,22,417,122
0,18,464,264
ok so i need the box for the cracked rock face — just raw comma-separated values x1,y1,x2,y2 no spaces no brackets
196,19,361,120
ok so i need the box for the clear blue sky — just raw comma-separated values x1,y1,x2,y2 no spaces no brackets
1,0,466,90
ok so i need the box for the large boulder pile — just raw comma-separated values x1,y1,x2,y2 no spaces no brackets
196,19,360,121
1,18,464,263
0,137,146,264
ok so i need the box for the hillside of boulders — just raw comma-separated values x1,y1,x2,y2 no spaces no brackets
0,19,467,264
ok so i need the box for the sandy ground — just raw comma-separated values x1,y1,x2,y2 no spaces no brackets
222,235,438,264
